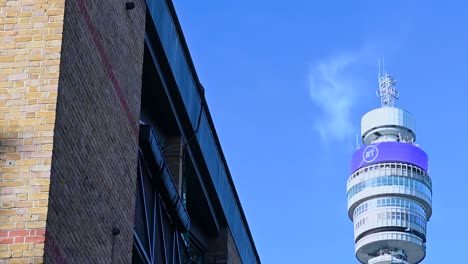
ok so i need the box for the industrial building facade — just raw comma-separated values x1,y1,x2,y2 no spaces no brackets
0,0,261,263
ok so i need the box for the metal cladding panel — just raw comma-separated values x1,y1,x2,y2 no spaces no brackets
350,142,428,173
361,108,416,136
146,1,260,263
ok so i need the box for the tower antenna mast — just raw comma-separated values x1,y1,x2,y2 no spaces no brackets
376,59,399,107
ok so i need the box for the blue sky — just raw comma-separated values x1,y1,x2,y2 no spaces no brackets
172,1,468,263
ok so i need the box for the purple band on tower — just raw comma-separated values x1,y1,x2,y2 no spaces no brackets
350,141,428,173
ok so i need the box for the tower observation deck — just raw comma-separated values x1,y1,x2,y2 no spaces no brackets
347,72,432,264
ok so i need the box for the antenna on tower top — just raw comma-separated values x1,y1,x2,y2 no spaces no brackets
376,58,399,107
382,56,385,74
378,59,381,77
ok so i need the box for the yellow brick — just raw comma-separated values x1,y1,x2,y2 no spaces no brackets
16,29,29,36
45,22,62,28
43,34,62,41
0,81,12,87
0,68,14,74
15,223,26,229
37,98,56,104
29,55,45,61
0,56,14,62
35,124,54,131
42,144,53,151
28,193,49,200
5,112,26,119
1,18,19,24
25,221,46,228
50,15,64,23
1,203,12,209
0,209,16,215
32,2,47,9
18,118,42,125
10,215,29,222
18,17,29,24
40,59,59,66
26,41,45,48
0,167,21,173
36,200,48,207
3,174,15,181
0,43,16,49
33,257,44,264
46,9,64,16
12,49,29,56
9,244,29,251
30,16,48,23
40,73,59,78
0,51,12,57
45,53,60,60
45,118,55,124
15,159,36,165
14,80,25,87
32,35,43,41
28,29,46,35
24,250,45,257
38,85,56,92
15,35,33,42
10,61,29,68
33,137,53,144
35,111,55,117
17,194,28,200
30,179,50,185
8,256,29,264
29,207,48,214
0,30,18,37
25,67,45,73
44,47,60,53
6,12,17,18
2,153,21,159
12,201,34,207
18,11,33,17
0,251,12,258
15,54,26,61
35,243,45,250
12,251,23,258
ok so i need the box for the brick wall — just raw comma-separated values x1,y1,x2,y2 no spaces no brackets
0,0,65,263
43,0,146,263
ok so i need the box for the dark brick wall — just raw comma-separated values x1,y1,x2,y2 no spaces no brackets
44,0,146,263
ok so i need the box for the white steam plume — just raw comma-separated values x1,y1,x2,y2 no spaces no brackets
308,55,359,143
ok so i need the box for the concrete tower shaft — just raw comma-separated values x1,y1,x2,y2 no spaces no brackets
347,73,432,264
